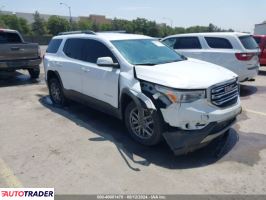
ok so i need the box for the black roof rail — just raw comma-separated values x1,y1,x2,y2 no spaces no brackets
58,30,96,35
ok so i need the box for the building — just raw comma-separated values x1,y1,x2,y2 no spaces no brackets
80,15,112,24
0,11,110,24
254,22,266,35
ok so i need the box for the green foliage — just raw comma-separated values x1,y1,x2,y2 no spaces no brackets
31,11,47,35
78,19,92,30
0,14,31,34
47,15,70,35
0,13,234,37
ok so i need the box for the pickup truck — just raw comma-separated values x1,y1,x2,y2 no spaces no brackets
0,29,42,79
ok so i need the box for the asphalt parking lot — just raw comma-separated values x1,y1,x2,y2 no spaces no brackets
0,47,266,194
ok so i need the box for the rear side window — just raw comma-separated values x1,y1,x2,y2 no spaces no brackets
63,38,84,60
174,37,202,49
0,32,22,44
82,39,117,63
205,37,233,49
46,39,62,53
239,36,258,49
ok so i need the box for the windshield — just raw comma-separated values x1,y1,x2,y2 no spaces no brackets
112,39,185,65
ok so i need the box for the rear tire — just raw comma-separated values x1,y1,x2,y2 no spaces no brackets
125,101,163,146
28,67,40,79
48,77,67,106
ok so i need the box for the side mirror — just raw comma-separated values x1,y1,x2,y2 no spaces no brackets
97,57,119,67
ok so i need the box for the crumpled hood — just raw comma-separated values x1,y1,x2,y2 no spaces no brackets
135,58,238,89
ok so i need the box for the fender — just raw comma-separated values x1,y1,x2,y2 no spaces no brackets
121,88,157,111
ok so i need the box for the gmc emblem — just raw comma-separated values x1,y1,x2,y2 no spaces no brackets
224,84,234,93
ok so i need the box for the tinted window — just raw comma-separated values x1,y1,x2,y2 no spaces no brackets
253,37,261,45
47,39,63,53
239,36,258,49
82,39,117,63
0,32,22,44
63,38,84,60
205,37,233,49
174,37,201,49
162,38,176,48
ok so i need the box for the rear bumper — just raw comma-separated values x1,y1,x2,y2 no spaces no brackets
163,117,237,155
0,58,42,71
239,65,259,82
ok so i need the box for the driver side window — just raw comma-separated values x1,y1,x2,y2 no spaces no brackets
82,39,118,64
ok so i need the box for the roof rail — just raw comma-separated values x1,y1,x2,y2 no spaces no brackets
58,30,96,35
98,30,127,33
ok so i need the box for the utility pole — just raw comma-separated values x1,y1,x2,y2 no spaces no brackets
60,2,72,23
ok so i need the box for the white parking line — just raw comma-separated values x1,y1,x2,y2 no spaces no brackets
0,158,23,188
244,109,266,117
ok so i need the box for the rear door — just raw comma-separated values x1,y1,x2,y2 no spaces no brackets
59,38,83,92
0,31,39,61
201,37,238,73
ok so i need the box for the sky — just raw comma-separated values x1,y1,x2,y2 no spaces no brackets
1,0,265,33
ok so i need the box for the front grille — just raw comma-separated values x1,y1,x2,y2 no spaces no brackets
211,79,239,108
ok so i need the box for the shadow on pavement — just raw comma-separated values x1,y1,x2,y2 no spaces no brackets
37,95,244,171
259,69,266,76
240,84,257,97
0,71,40,87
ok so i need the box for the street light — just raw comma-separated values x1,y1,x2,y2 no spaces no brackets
163,17,173,28
59,2,72,23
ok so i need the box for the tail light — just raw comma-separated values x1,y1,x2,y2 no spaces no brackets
235,53,255,61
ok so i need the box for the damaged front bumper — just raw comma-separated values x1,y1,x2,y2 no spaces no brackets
163,117,237,155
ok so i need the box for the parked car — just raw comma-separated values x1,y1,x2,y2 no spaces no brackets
162,32,260,82
44,31,242,155
0,29,41,79
253,35,266,66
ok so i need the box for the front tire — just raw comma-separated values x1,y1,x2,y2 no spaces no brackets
28,67,40,79
125,102,163,146
48,78,67,106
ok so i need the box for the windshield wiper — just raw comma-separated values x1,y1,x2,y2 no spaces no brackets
135,63,157,66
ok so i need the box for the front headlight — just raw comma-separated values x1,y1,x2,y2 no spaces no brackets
155,85,206,103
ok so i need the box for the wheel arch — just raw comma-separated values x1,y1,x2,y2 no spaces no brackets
120,88,156,120
47,70,64,89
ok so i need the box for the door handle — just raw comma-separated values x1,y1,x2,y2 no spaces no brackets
81,67,90,72
11,47,20,51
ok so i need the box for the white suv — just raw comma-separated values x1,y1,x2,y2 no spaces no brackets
44,31,242,155
162,32,260,82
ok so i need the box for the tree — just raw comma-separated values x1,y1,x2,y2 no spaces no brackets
47,16,70,35
19,18,31,34
78,19,92,30
31,11,47,35
0,14,31,35
0,18,6,28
